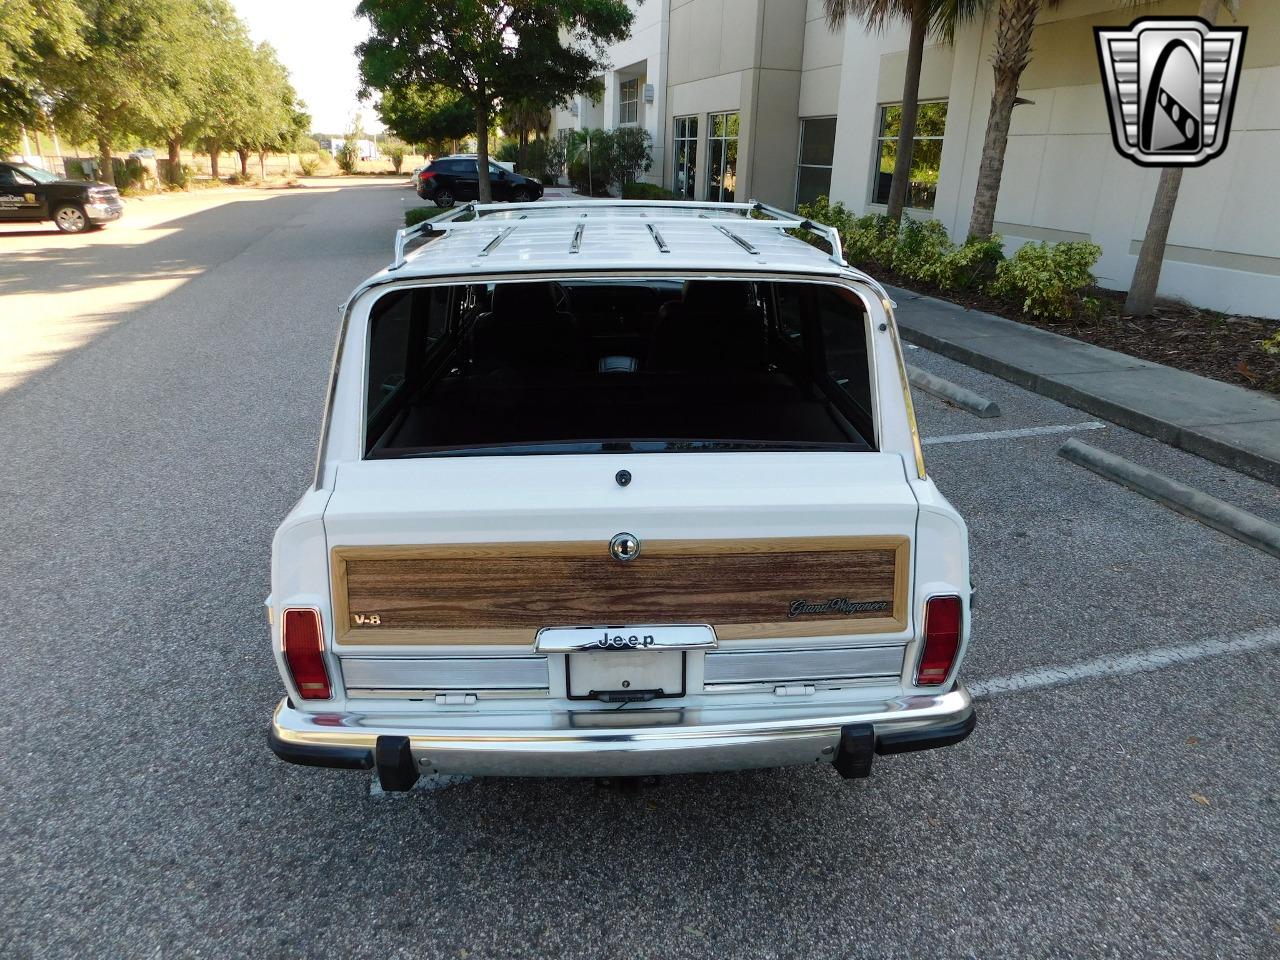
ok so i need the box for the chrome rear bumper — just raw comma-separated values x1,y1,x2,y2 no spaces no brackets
268,684,975,780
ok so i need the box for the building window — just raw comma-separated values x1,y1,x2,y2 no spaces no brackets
619,78,640,125
796,117,837,207
672,116,698,199
707,111,739,202
872,101,947,210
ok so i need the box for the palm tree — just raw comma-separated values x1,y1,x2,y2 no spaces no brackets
966,0,1059,239
826,0,983,223
1125,0,1237,316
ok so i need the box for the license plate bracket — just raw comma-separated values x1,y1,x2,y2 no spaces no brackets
565,649,686,701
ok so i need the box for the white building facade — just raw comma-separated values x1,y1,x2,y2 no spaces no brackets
553,0,1279,318
552,0,670,186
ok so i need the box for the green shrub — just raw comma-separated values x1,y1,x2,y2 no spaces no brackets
526,137,563,185
495,138,519,163
404,207,439,227
892,218,952,282
1260,330,1280,357
623,181,677,200
64,158,87,180
929,235,1005,292
337,141,359,174
298,154,320,176
991,240,1103,320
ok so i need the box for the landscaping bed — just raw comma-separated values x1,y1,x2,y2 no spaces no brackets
880,266,1280,398
796,198,1280,397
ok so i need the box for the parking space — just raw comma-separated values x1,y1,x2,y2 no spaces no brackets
0,183,1275,959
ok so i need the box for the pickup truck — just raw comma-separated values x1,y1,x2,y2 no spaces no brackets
267,199,975,790
0,161,123,232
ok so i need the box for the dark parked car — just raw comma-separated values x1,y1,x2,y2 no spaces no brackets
0,161,124,233
416,157,543,208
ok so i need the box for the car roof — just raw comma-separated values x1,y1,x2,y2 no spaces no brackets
356,200,889,299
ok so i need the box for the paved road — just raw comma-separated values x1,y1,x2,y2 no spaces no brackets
1,182,1276,959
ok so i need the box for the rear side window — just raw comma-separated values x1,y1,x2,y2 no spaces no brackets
772,283,874,435
366,287,454,441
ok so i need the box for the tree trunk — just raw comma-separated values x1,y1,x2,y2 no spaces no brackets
1124,0,1225,315
1124,166,1184,316
238,149,249,178
259,151,267,179
208,141,221,180
967,67,1023,239
518,126,528,172
475,95,492,203
167,137,182,186
968,0,1043,239
97,135,115,187
886,2,929,223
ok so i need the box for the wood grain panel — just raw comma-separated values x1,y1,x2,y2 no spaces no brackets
332,537,909,645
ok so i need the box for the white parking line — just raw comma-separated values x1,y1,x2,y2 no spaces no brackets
970,625,1280,699
923,422,1108,445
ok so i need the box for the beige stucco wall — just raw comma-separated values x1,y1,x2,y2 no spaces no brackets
663,0,809,207
824,0,1280,318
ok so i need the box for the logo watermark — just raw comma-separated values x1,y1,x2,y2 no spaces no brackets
1094,17,1246,167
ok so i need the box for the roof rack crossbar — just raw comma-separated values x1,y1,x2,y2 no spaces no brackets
646,223,669,253
750,199,845,267
477,225,516,257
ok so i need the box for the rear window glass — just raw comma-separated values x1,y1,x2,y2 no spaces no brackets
363,279,876,457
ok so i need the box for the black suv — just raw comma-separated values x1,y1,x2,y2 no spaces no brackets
0,161,123,233
416,157,543,208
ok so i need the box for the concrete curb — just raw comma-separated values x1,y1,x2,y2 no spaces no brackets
1059,439,1280,559
907,365,1001,418
890,286,1280,486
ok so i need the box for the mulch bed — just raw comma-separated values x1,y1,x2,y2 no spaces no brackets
871,265,1280,397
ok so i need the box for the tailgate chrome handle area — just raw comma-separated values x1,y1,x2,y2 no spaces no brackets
773,684,817,697
536,624,719,654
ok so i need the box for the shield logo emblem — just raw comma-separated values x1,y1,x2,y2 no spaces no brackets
1095,17,1247,167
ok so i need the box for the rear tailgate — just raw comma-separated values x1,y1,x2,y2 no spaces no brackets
323,452,918,656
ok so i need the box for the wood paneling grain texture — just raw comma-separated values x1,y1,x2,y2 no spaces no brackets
332,537,909,645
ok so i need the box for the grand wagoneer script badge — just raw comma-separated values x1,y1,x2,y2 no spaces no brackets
789,598,890,618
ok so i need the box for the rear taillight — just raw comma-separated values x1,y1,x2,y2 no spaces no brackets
418,170,435,181
916,595,962,686
282,608,331,700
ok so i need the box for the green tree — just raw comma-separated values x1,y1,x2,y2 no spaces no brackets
357,0,633,202
43,0,191,185
825,0,983,223
966,0,1062,239
0,0,84,149
376,85,473,155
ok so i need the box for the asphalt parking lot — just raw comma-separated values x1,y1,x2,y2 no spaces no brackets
0,181,1276,959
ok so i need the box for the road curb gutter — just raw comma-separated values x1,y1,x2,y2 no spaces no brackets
1058,439,1280,560
907,365,1001,418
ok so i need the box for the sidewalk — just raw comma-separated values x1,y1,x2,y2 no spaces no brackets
887,284,1280,486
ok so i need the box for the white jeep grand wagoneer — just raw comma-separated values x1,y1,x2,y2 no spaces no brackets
267,200,974,790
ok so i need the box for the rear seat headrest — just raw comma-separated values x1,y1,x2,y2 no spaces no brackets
679,280,751,313
491,281,558,318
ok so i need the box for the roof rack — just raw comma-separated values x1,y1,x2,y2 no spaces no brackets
388,198,886,298
390,202,479,269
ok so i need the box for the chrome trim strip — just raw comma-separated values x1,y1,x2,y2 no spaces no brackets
536,624,718,653
704,645,905,685
341,655,549,690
